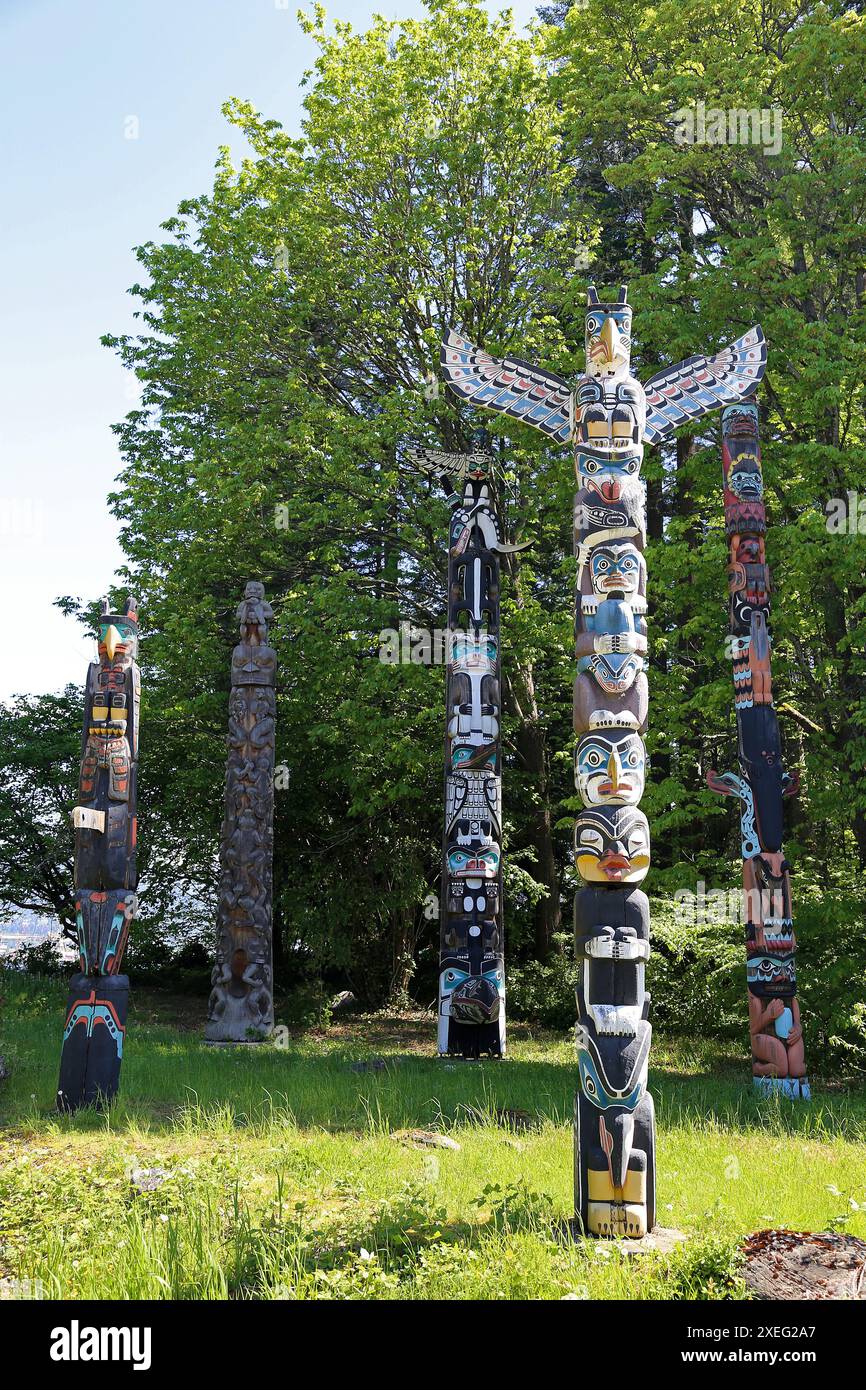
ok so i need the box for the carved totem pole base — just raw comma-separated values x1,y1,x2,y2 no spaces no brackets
57,972,129,1111
204,991,272,1043
754,1076,811,1101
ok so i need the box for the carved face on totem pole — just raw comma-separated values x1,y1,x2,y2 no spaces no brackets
580,541,647,612
575,725,646,807
584,287,633,380
574,806,651,884
722,404,766,536
97,597,139,668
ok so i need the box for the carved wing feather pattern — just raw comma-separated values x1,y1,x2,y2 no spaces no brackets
642,327,767,445
406,446,469,476
440,329,573,444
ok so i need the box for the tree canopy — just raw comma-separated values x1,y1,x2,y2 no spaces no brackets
3,0,864,1014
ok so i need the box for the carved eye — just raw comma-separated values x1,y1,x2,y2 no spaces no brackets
594,557,610,572
586,315,602,334
625,747,641,768
583,1074,598,1098
583,749,604,768
627,827,648,855
625,459,638,473
579,829,604,853
583,458,600,474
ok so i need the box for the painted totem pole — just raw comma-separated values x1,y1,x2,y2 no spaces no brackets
441,288,766,1235
57,597,140,1111
407,441,526,1056
707,405,809,1098
205,582,276,1042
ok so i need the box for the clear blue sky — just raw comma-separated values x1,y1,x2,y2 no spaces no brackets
0,0,538,699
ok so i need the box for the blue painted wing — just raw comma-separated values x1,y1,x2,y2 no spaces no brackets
642,327,767,445
440,329,573,444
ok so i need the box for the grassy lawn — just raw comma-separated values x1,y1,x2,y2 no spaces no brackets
1,969,865,1300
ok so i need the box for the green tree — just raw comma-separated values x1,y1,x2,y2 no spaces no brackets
547,0,866,886
0,690,81,931
103,0,591,1003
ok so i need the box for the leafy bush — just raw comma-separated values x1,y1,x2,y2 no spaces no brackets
506,942,577,1029
278,981,334,1029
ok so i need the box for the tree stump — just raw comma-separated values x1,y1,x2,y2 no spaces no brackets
742,1229,866,1300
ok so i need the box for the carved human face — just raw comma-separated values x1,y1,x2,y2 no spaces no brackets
747,950,796,998
575,728,646,806
587,543,645,603
729,453,763,501
450,632,497,672
574,807,650,884
446,837,500,881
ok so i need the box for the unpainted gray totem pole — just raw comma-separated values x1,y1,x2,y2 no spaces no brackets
206,581,276,1042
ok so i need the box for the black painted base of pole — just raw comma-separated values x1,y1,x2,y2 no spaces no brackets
57,972,128,1112
444,1021,503,1058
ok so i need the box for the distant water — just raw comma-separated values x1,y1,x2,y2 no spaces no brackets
0,913,75,963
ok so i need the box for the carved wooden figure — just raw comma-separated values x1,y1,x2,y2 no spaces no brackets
205,582,276,1042
407,442,528,1057
57,597,140,1111
441,285,766,1235
707,405,809,1098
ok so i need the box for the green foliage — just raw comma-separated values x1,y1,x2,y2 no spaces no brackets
4,0,865,1028
506,940,577,1029
0,689,81,927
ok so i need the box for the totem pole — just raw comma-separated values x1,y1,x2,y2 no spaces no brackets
205,582,276,1042
441,287,766,1235
407,440,527,1056
57,597,140,1111
707,405,809,1098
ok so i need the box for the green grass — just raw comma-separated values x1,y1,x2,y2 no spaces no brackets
1,969,865,1300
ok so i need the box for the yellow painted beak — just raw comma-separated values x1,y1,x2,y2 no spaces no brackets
607,751,620,794
599,316,619,363
104,624,121,661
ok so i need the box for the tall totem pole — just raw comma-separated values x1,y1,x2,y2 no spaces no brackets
707,405,809,1099
206,582,276,1042
58,597,140,1111
441,287,766,1235
407,441,526,1057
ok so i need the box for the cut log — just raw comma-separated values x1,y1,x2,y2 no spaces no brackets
742,1228,866,1300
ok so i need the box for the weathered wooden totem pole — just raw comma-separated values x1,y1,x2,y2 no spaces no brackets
441,287,766,1234
707,405,809,1098
407,441,526,1056
58,597,140,1111
205,582,276,1042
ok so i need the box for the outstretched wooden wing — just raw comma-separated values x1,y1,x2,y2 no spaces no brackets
440,329,573,444
405,445,491,481
642,327,767,445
